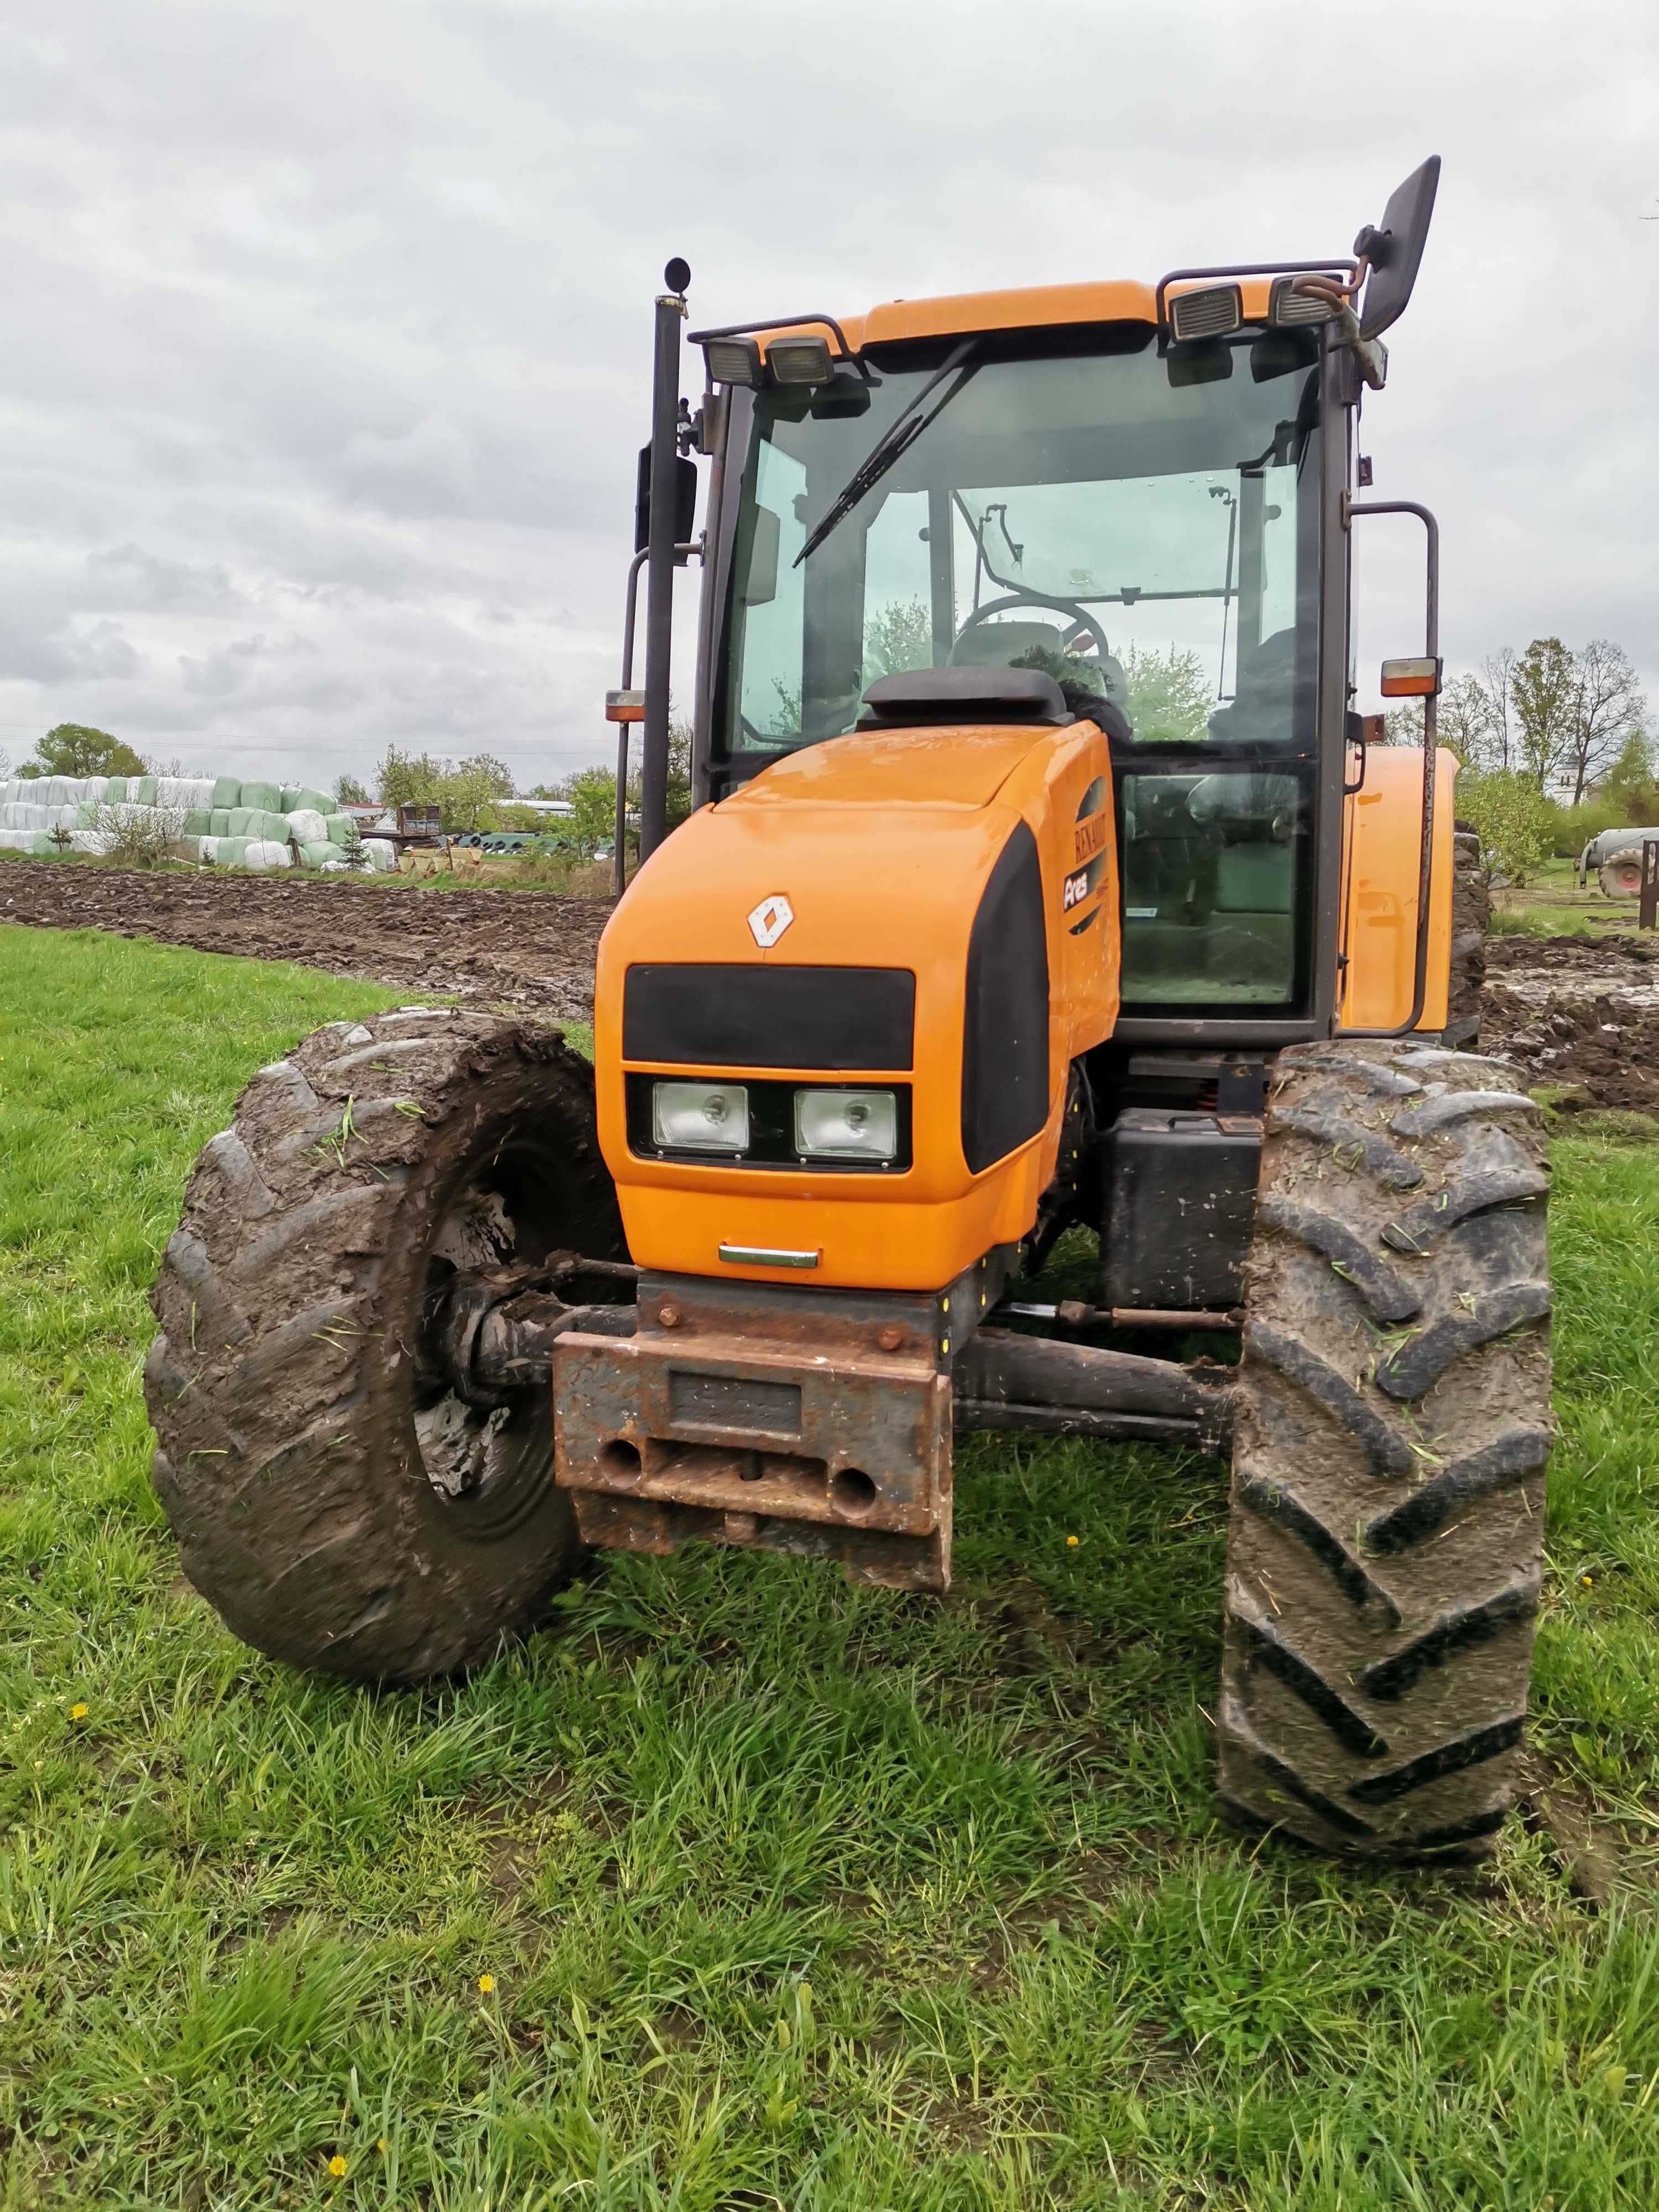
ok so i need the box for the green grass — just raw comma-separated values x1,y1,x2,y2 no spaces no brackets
1490,856,1640,939
4,922,1659,2207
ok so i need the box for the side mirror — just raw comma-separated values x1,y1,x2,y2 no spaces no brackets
1380,656,1442,698
740,504,781,607
634,448,699,557
1356,156,1441,340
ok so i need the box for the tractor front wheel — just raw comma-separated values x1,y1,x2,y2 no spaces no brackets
1219,1040,1553,1858
145,1008,625,1682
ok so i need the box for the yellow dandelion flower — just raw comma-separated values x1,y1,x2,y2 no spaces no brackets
70,1704,88,1720
1066,1535,1079,1548
327,2154,348,2177
478,1973,495,1994
377,2137,388,2154
1581,1574,1594,1587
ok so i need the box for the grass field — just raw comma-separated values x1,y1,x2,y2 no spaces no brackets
1491,855,1645,938
4,923,1659,2208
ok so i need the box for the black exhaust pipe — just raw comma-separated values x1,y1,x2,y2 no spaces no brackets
639,257,690,864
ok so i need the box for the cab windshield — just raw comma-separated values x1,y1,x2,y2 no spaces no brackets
717,327,1323,1012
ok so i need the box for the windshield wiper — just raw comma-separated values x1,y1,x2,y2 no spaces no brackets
793,338,978,567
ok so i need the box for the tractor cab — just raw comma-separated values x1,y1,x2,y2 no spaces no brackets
706,302,1322,1024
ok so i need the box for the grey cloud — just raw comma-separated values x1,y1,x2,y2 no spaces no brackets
0,612,144,685
339,416,477,517
87,542,247,614
0,0,1653,794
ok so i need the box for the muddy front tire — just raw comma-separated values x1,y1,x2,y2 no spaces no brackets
145,1008,625,1682
1219,1041,1553,1858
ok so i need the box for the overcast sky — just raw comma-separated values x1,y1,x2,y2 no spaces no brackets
1,1,1654,794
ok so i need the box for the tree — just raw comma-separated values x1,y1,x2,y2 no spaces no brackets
863,599,933,680
334,774,371,805
1479,648,1517,769
1120,644,1212,743
1600,731,1655,813
1511,638,1579,791
1454,768,1556,886
550,718,694,869
18,724,148,780
1434,674,1495,762
560,769,619,859
1564,638,1647,805
91,797,187,869
1381,704,1422,747
375,748,518,833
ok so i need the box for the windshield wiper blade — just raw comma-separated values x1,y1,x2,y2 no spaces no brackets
793,338,978,568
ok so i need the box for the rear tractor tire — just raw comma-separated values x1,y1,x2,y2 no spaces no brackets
1599,859,1644,899
1444,825,1488,1050
1219,1040,1553,1859
145,1008,625,1682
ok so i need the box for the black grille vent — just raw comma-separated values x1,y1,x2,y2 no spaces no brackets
623,964,915,1071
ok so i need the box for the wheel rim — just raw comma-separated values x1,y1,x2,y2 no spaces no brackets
411,1141,574,1537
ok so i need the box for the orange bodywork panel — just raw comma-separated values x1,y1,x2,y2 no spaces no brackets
1338,745,1458,1034
594,721,1120,1293
761,276,1276,357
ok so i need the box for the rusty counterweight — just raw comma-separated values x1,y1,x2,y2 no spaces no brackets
429,1255,1234,1595
535,1262,1233,1595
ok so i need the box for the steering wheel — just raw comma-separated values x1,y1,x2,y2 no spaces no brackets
954,589,1114,666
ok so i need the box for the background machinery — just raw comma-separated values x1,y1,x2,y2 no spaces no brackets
147,158,1555,1861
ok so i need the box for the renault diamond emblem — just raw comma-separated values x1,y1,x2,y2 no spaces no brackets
747,894,794,948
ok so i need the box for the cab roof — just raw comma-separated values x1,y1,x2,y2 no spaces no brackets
779,276,1277,353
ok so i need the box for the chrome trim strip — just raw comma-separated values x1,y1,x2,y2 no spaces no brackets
718,1244,821,1270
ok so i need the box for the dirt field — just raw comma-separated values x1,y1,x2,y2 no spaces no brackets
1485,933,1659,1112
8,854,1659,1110
0,856,608,1021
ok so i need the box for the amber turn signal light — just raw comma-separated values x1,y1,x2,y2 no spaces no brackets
1379,656,1442,698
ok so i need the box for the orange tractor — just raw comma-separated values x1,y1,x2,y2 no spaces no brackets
148,158,1553,1860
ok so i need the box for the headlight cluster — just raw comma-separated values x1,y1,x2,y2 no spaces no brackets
649,1080,899,1164
652,1081,749,1152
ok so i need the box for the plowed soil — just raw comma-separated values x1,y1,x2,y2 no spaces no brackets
1484,933,1659,1113
0,857,608,1021
9,856,1659,1110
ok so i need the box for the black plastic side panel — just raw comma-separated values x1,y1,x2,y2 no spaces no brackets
1100,1110,1261,1308
962,822,1049,1173
623,964,915,1071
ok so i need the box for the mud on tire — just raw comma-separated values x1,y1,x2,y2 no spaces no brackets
1445,826,1489,1050
146,1008,624,1682
1219,1041,1553,1858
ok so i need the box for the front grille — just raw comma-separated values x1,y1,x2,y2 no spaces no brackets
622,964,915,1071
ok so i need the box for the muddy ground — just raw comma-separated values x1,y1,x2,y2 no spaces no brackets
1484,933,1659,1113
8,857,1659,1112
0,857,608,1022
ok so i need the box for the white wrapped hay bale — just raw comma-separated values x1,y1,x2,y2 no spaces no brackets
285,807,328,846
242,839,292,871
155,776,213,810
363,838,397,870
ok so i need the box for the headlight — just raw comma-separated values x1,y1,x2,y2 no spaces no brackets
795,1087,898,1162
652,1081,749,1151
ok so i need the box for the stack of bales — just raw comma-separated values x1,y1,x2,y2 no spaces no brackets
0,775,398,871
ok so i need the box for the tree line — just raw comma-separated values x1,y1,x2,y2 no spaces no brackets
1387,637,1652,885
1399,637,1648,805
